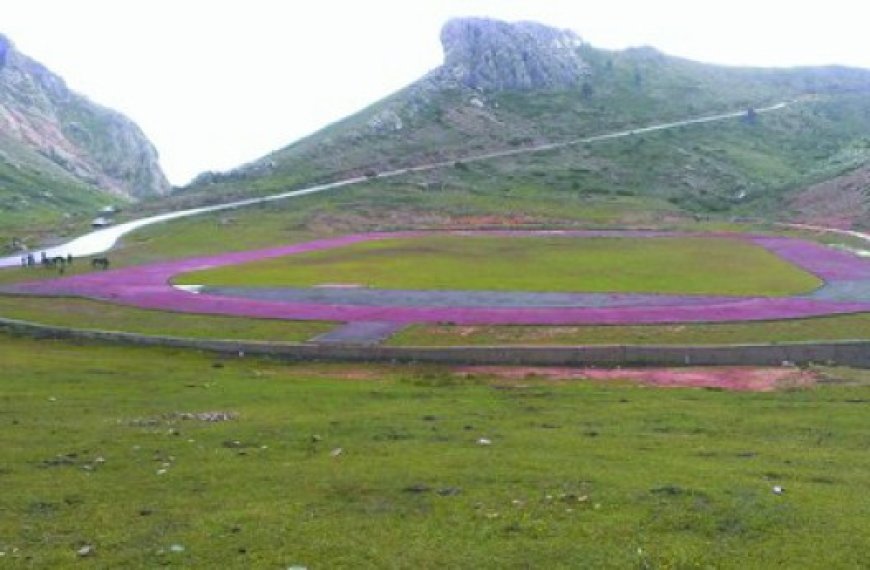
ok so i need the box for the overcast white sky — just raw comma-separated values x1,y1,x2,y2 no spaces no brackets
4,0,870,185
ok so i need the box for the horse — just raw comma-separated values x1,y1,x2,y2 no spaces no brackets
91,257,110,270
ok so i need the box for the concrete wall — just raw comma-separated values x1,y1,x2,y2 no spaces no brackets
2,317,869,368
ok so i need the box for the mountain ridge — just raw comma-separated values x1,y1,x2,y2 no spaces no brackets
170,18,869,232
0,33,169,199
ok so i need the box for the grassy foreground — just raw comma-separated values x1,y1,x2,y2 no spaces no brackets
1,334,869,568
177,235,821,296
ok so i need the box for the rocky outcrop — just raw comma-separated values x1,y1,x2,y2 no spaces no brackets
0,34,169,198
436,18,588,91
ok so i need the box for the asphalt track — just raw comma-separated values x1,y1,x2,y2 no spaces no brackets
4,231,870,327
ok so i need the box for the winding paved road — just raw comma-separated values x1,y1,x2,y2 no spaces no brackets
0,101,796,268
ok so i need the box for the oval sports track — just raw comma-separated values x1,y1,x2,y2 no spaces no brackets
4,231,870,326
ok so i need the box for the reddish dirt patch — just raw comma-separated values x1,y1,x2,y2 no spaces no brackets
788,166,870,228
454,365,818,392
448,215,540,227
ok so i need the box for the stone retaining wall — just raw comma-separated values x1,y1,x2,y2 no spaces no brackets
2,317,869,368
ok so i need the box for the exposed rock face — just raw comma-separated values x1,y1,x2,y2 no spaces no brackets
437,18,588,91
0,34,169,198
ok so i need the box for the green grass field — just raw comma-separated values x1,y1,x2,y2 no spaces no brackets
390,314,870,346
1,334,868,567
176,235,822,296
0,296,333,342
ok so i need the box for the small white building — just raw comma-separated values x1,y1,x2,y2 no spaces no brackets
91,217,113,228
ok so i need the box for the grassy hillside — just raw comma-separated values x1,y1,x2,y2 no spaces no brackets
158,46,870,231
0,135,122,253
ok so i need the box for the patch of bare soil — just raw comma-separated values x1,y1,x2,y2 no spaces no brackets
446,214,542,227
788,166,870,228
454,365,819,392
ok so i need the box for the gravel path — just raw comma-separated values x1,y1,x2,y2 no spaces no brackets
4,231,870,327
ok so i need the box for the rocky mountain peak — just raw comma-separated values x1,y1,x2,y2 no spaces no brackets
437,17,588,91
0,34,11,69
0,33,169,198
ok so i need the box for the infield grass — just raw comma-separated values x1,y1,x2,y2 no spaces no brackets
176,235,822,296
1,334,869,568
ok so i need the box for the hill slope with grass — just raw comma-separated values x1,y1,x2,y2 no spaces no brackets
171,17,870,231
0,33,169,250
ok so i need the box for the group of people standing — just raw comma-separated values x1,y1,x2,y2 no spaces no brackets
20,251,74,273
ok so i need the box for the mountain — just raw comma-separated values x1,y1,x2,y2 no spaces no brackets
0,33,169,247
171,19,870,231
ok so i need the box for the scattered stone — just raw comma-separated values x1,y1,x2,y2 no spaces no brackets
557,493,589,503
171,411,238,422
76,545,94,557
139,508,154,516
156,469,167,475
422,415,438,421
650,485,685,496
41,453,77,468
222,440,258,449
169,544,185,553
403,484,431,494
329,448,343,457
310,434,322,443
773,485,784,495
128,418,160,427
477,438,492,445
437,487,462,496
